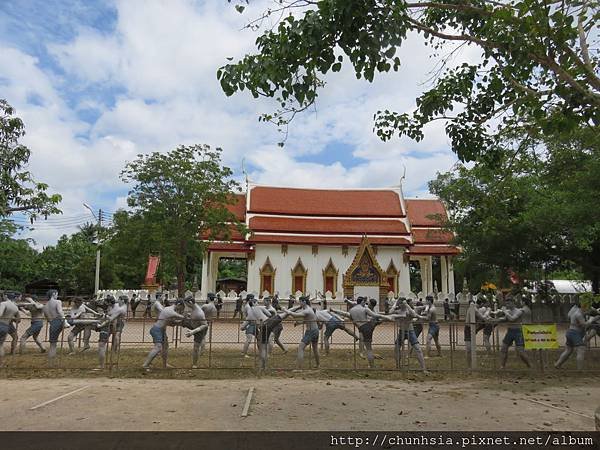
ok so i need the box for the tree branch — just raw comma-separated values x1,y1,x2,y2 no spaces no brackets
6,206,37,213
405,2,493,16
574,11,600,89
406,17,600,106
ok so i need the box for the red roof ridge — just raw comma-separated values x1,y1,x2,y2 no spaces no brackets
404,197,441,201
249,184,402,192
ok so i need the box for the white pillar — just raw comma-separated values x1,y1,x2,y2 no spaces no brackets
441,255,448,294
246,257,256,293
425,256,434,294
448,256,455,293
417,258,426,294
399,253,411,294
200,252,209,298
208,254,220,293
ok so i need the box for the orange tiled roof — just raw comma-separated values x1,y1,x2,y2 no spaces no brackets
249,216,409,235
405,199,448,227
248,234,412,246
207,242,252,252
249,186,405,217
200,188,459,254
408,245,460,255
200,224,245,241
227,193,246,220
411,228,454,244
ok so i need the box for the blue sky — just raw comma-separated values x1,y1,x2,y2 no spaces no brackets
0,0,473,246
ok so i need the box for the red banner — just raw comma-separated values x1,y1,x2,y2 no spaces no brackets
145,255,160,285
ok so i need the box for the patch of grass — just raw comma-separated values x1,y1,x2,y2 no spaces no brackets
2,345,598,381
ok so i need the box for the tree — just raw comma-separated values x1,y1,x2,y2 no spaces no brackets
219,1,599,160
0,235,40,291
37,228,118,295
430,141,545,283
218,258,248,280
0,99,61,220
120,145,244,295
430,127,600,292
103,210,205,290
103,210,164,289
529,127,600,292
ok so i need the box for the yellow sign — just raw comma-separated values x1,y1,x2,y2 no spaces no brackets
522,324,559,350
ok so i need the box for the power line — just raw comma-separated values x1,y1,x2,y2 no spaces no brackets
9,214,92,224
18,223,89,230
11,210,116,223
9,219,95,227
10,220,110,230
10,213,90,220
16,219,119,229
7,209,120,231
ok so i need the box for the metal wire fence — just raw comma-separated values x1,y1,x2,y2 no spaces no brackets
2,316,599,374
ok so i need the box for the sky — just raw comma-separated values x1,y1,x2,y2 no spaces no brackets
0,0,480,247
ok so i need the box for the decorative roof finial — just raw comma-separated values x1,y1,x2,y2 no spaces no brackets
399,164,406,186
241,157,249,189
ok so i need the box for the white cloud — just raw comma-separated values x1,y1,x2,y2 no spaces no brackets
1,0,482,246
248,146,456,193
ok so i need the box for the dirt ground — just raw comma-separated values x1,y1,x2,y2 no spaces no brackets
1,377,597,431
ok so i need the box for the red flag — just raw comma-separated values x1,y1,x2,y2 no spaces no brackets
145,254,160,285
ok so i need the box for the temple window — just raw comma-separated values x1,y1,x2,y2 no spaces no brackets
322,258,339,294
259,257,276,294
386,259,399,294
290,257,307,294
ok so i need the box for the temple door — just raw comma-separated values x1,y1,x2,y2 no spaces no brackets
325,276,334,293
294,276,304,293
263,275,272,294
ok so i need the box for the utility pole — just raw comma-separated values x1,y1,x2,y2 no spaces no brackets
84,203,101,296
94,208,101,295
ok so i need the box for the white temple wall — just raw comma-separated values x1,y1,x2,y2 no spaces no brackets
249,244,352,295
248,244,409,297
374,246,410,294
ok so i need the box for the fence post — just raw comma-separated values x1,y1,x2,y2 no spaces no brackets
353,323,357,370
115,331,122,375
108,332,114,376
253,321,259,375
208,320,213,369
320,326,324,352
398,322,406,371
59,324,66,370
305,321,311,370
466,303,477,371
491,325,497,371
449,322,454,370
394,321,399,370
142,316,146,344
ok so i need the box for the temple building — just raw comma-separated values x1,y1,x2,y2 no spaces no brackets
200,184,459,302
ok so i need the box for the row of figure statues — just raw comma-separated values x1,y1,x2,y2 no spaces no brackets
1,289,598,372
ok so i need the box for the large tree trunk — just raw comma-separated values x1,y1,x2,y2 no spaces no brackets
176,238,188,297
177,270,185,298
